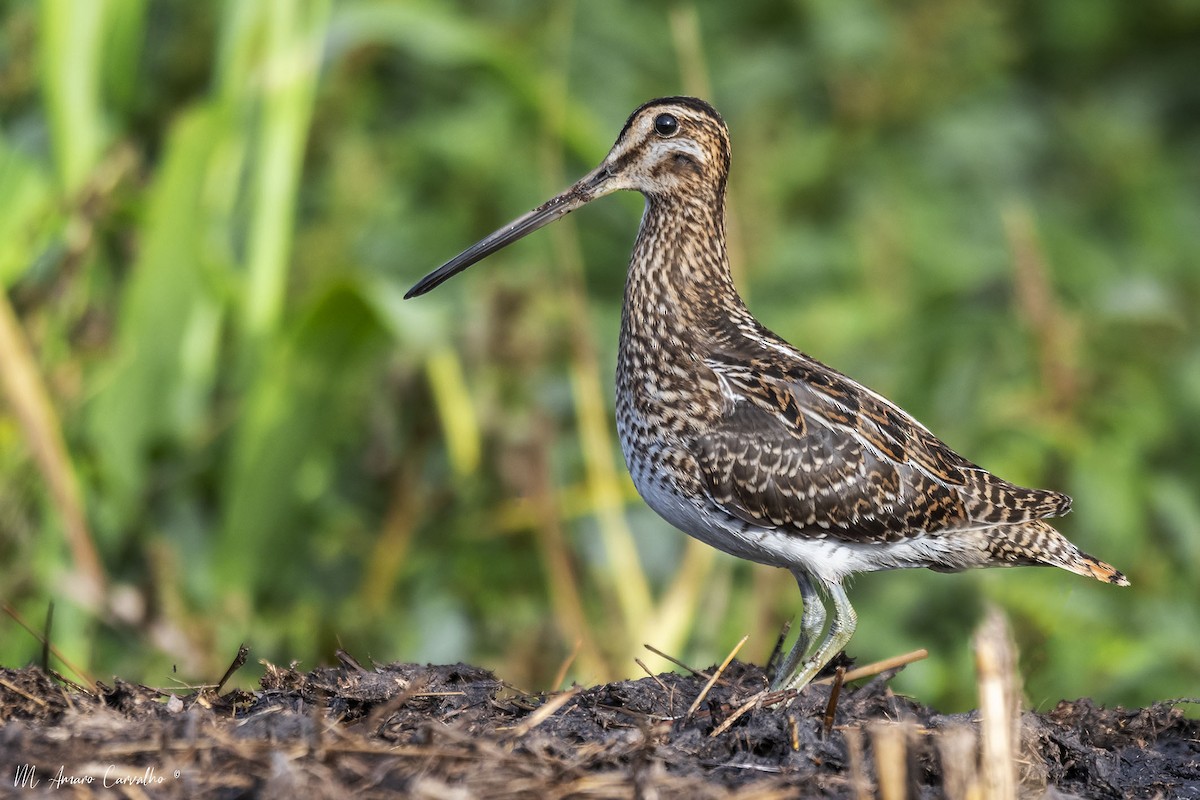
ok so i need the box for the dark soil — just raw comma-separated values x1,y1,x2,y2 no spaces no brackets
0,657,1196,798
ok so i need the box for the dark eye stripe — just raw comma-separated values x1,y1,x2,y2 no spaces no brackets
654,113,679,137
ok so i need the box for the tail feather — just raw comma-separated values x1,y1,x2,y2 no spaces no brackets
986,520,1130,586
1066,551,1130,587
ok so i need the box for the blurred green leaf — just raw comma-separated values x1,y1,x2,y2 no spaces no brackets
38,0,109,192
218,281,388,593
0,134,55,285
86,105,228,518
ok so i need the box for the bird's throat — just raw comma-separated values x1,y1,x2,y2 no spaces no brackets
622,193,743,341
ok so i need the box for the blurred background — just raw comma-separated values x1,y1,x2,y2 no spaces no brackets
0,0,1197,712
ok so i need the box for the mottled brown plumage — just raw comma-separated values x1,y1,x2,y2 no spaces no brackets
407,96,1129,693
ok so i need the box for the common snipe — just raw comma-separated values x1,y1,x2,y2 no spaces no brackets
406,97,1129,693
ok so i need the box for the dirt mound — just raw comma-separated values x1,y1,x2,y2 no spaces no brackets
1,659,1196,798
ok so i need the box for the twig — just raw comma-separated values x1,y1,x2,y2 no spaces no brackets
3,603,95,687
309,687,327,760
161,677,219,693
844,725,870,800
47,668,93,698
634,658,671,695
366,673,430,732
499,679,533,697
709,689,767,738
335,648,367,673
686,634,748,719
758,686,801,708
0,677,48,708
0,291,107,606
644,643,711,679
975,609,1019,800
635,656,677,715
822,665,846,738
938,722,981,800
870,721,912,800
593,703,677,723
214,644,250,694
509,687,581,737
816,648,929,685
57,682,76,712
552,638,581,690
41,601,53,674
764,618,792,680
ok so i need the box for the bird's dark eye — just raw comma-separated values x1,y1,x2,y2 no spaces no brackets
653,113,679,137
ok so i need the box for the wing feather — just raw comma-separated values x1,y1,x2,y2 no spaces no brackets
693,348,1070,543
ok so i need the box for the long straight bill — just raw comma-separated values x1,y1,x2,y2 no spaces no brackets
405,166,612,299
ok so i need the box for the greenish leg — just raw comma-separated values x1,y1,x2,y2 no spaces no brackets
781,580,857,694
771,569,827,690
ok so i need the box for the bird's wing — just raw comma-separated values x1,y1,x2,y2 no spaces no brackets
693,349,1070,543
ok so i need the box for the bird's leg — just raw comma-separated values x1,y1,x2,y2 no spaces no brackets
781,581,857,694
770,569,827,690
796,570,827,656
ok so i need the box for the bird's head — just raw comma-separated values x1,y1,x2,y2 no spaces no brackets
596,96,731,199
405,97,730,298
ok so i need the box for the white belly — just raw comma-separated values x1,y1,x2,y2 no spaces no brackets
621,436,961,585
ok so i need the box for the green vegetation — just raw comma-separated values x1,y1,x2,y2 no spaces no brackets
1,0,1196,711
